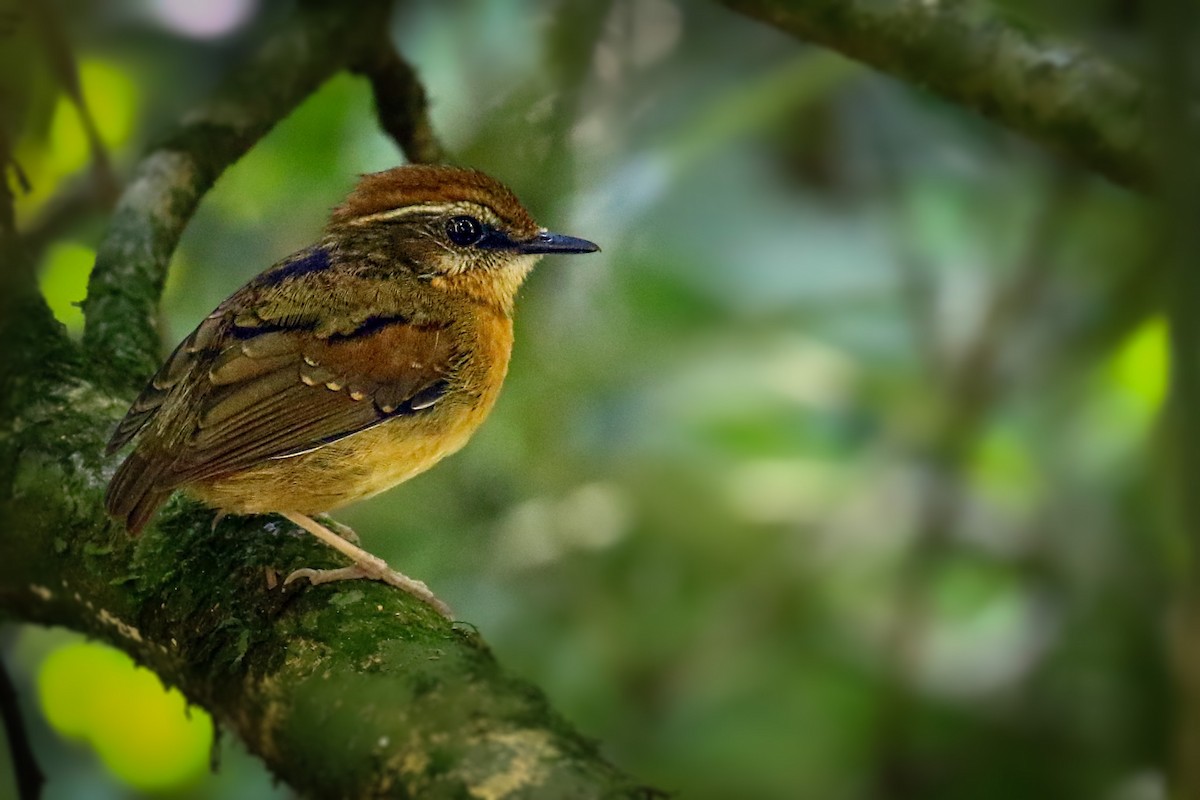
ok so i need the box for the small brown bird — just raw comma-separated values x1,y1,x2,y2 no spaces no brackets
104,165,598,617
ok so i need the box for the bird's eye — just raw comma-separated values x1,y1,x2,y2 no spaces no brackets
445,215,484,246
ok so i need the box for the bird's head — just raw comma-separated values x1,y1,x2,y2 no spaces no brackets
327,165,598,312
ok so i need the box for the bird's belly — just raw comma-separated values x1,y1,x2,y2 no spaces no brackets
185,403,488,515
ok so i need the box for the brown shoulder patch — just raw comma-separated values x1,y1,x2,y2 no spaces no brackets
330,165,538,236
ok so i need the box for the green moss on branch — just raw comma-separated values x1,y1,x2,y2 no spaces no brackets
0,387,641,797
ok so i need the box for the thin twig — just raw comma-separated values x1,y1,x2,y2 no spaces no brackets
869,100,942,380
353,32,447,165
19,0,119,207
869,169,1082,797
0,651,43,800
20,171,114,263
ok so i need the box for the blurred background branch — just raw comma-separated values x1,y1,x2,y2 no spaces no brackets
1151,0,1200,794
0,660,42,800
721,0,1155,189
352,30,447,165
872,169,1081,796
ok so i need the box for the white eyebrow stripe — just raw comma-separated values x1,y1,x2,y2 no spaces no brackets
346,203,457,225
345,201,499,226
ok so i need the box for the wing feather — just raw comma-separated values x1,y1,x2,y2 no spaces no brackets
172,317,456,482
109,310,456,487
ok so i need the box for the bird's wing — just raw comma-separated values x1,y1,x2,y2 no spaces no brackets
105,307,229,455
165,312,457,484
105,245,339,456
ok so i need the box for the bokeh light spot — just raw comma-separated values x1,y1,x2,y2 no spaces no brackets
971,424,1038,509
38,242,95,334
36,642,106,739
149,0,257,40
16,58,138,217
1111,316,1168,413
48,59,138,175
37,641,213,792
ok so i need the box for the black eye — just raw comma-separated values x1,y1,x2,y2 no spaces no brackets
446,215,484,246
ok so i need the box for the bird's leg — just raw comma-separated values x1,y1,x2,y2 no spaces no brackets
314,513,360,544
279,511,452,619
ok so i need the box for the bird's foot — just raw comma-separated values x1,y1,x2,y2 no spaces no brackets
279,511,452,619
284,560,452,619
314,514,360,544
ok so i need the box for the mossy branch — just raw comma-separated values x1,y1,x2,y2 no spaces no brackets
1,382,645,800
2,2,646,796
721,0,1155,190
0,390,640,797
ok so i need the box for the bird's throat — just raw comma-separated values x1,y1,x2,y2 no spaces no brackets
431,255,539,315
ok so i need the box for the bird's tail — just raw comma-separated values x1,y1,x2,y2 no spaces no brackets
104,450,171,535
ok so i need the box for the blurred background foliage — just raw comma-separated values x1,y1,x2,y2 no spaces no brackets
2,0,1175,797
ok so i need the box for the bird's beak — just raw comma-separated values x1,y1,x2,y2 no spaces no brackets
514,230,600,255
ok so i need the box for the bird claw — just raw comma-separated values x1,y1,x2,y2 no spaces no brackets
315,514,360,544
284,566,361,586
283,563,453,619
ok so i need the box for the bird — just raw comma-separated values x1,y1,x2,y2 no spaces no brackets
103,164,599,618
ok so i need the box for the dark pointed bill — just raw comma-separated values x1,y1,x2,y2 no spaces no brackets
475,227,600,254
515,230,601,255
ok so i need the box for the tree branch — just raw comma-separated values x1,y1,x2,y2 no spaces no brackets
353,32,447,165
0,386,642,797
81,0,395,386
720,0,1154,190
